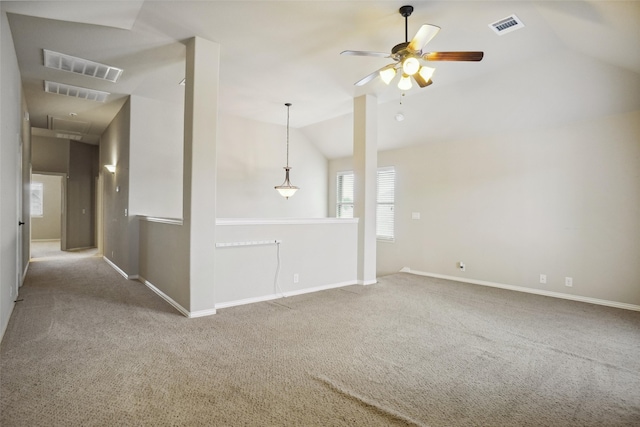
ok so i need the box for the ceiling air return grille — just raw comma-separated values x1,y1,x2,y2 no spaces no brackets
55,133,83,141
44,81,109,102
43,49,123,82
489,14,525,35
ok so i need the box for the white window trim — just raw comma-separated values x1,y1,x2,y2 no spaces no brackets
336,170,354,219
376,166,395,242
336,167,395,242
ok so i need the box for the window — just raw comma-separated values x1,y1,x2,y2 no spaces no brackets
31,182,44,217
336,171,354,218
336,167,396,241
376,167,395,241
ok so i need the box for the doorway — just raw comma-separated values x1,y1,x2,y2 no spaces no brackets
30,174,64,254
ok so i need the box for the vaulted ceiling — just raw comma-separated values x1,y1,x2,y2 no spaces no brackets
3,1,640,158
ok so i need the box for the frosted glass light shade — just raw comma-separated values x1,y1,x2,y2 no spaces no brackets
275,186,299,199
275,167,299,199
379,67,397,85
398,74,412,91
418,66,436,81
402,57,420,75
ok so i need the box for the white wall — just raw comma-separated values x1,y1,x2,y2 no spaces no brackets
214,219,358,307
217,114,328,218
329,111,640,307
129,95,183,219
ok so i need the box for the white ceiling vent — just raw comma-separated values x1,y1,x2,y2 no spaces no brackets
55,133,83,141
44,81,109,102
489,14,525,35
44,49,123,82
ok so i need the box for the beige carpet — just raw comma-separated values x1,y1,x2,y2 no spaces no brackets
1,243,639,426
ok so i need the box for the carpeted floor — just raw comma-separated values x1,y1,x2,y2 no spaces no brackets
1,243,639,426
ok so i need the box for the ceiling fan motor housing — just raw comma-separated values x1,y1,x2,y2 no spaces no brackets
399,5,414,18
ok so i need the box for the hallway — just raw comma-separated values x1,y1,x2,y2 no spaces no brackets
30,240,98,261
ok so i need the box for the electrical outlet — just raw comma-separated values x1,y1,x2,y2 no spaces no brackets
458,262,466,271
539,274,547,284
565,277,573,287
293,274,299,283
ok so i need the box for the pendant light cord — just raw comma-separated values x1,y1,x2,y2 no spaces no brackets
285,103,291,168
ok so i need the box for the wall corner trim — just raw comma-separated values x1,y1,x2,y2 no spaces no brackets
401,268,640,312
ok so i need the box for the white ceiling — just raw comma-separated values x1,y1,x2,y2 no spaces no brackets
3,1,640,158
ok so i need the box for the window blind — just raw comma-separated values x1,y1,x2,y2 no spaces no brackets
376,167,395,241
336,167,395,241
336,172,354,218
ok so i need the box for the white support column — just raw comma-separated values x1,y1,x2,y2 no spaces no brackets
353,94,377,285
183,37,220,314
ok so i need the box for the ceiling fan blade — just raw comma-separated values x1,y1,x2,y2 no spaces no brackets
407,24,440,52
423,51,484,61
354,70,380,86
413,73,433,88
341,50,390,58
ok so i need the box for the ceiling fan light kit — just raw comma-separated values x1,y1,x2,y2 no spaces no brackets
380,66,397,84
342,4,484,90
398,74,412,91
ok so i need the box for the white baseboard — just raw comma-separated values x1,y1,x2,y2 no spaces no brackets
215,293,283,310
138,275,195,318
401,267,640,312
21,263,29,286
215,280,359,310
103,257,138,280
189,308,218,318
356,279,377,286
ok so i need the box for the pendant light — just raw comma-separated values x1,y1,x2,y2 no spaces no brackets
275,103,299,199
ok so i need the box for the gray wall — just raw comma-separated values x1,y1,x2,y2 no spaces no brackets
32,137,69,174
329,110,640,307
100,98,137,275
66,141,98,250
31,174,62,240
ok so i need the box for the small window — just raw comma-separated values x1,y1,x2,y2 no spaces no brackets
336,167,396,241
336,171,354,219
31,182,43,217
376,167,395,241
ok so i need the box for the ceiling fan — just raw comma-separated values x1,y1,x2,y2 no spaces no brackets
341,5,484,90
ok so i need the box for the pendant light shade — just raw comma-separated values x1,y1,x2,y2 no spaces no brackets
379,66,397,85
398,74,412,90
275,103,299,199
402,57,420,75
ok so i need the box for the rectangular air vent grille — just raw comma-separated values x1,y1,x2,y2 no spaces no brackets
44,81,109,102
44,49,123,82
489,14,525,35
55,133,83,141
